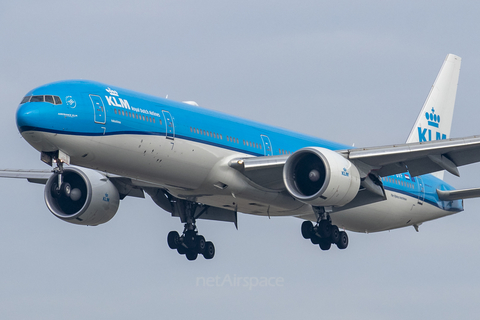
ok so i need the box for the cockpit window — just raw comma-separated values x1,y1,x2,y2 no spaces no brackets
20,96,31,104
44,95,54,104
20,95,63,105
30,95,44,102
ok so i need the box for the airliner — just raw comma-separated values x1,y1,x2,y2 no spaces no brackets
2,54,480,261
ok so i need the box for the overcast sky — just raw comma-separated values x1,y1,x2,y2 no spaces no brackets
1,1,480,319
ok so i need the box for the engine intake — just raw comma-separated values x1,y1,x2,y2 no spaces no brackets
283,147,360,207
45,167,120,226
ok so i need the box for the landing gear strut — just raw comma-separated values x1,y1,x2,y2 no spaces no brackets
166,200,215,260
50,159,71,199
301,207,348,251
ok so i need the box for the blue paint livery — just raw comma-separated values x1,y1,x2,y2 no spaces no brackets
16,80,463,214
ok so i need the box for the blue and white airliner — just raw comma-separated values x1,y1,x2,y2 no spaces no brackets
2,54,480,260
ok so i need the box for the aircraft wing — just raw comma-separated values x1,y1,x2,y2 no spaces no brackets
437,187,480,201
342,134,480,177
230,134,480,193
0,169,52,184
0,168,147,198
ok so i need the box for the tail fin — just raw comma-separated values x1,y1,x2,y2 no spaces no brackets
406,54,462,179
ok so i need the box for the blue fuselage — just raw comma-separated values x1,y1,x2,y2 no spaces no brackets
15,80,463,232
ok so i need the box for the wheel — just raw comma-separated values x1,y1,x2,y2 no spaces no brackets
167,231,180,249
51,182,61,198
337,231,349,249
186,250,198,261
319,239,331,251
195,235,206,253
203,241,215,259
310,235,321,245
61,182,71,198
330,225,340,244
317,220,332,238
177,245,187,255
301,221,314,239
184,230,196,248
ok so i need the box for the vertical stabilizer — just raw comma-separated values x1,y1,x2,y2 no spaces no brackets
406,54,461,179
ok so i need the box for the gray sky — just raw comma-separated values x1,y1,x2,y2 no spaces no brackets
1,1,480,319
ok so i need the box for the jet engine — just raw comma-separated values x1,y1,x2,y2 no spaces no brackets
283,147,360,207
44,167,120,226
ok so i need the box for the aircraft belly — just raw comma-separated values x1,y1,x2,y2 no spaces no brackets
22,131,304,217
331,191,454,233
25,132,228,190
20,131,460,229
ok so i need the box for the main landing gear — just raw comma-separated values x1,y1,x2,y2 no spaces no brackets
166,201,215,261
167,227,215,261
301,208,348,251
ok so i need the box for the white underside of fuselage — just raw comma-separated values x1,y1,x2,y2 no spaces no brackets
22,130,457,233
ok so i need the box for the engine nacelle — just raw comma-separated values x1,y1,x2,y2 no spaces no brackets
283,147,360,207
44,167,120,226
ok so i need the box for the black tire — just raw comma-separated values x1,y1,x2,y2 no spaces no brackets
177,245,187,255
337,231,349,249
317,220,332,238
203,241,215,259
51,182,61,198
186,250,198,261
330,225,340,244
167,231,180,249
310,235,321,245
184,230,196,249
195,235,206,253
61,182,71,198
319,239,331,251
301,221,314,239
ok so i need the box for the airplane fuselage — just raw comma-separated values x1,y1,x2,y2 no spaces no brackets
16,80,463,233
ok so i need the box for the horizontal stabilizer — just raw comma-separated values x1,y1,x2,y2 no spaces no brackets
437,188,480,201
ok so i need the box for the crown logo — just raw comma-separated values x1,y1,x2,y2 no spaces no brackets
105,87,119,96
425,107,440,128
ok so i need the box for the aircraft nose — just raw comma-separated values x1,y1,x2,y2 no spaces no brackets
16,102,44,133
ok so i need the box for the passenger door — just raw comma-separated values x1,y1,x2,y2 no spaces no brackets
417,176,425,205
261,135,273,156
162,110,175,139
90,95,106,124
